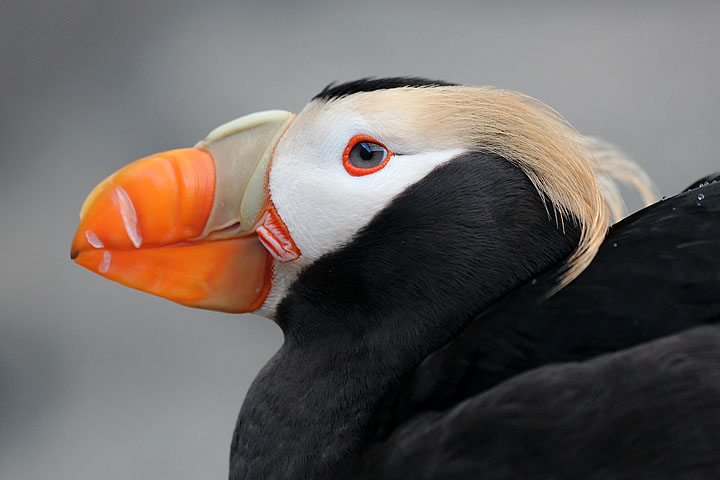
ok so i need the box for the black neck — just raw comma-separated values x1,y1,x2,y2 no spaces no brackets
230,153,580,479
230,308,466,479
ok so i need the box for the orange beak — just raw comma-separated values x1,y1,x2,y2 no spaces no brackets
70,110,296,313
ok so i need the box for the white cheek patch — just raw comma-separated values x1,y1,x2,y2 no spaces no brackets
273,147,466,264
256,103,467,317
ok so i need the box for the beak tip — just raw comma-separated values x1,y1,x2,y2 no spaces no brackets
70,228,85,260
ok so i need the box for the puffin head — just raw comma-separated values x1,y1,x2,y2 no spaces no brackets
70,78,623,323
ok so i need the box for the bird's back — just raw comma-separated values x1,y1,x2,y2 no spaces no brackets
360,325,720,480
359,178,720,479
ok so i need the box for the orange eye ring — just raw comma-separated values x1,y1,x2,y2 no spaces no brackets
342,135,394,176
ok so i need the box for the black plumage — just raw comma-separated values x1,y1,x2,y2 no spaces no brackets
370,176,720,434
362,326,720,480
230,146,720,479
314,76,457,101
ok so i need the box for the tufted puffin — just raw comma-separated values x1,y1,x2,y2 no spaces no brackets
70,78,720,479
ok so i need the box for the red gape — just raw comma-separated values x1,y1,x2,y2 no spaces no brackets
255,203,301,262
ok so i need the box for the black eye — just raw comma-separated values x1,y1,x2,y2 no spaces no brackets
348,141,387,169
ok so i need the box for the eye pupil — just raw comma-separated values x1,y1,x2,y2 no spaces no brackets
359,142,374,161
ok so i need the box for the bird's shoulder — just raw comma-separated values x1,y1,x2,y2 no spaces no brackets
359,325,720,480
367,176,720,442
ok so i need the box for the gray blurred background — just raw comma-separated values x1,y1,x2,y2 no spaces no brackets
1,1,718,478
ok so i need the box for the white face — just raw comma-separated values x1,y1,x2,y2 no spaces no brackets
256,99,466,317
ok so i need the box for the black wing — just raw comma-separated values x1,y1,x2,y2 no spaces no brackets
370,176,720,438
360,326,720,479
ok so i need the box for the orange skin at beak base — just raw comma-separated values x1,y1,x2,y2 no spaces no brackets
70,148,273,313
